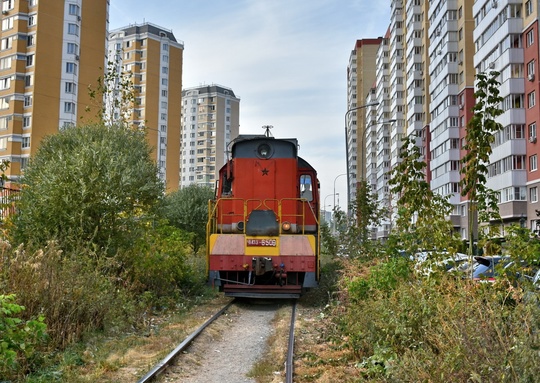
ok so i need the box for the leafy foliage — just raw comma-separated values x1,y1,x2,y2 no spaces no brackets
333,259,540,382
86,59,137,127
332,179,387,259
460,71,504,252
388,136,459,256
161,184,214,254
0,294,47,380
11,124,163,254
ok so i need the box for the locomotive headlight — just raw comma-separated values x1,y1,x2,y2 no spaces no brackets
257,143,272,158
282,221,291,231
237,221,245,231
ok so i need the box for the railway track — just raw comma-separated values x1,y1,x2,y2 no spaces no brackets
136,299,298,383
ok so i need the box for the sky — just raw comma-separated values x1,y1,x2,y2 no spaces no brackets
109,0,390,211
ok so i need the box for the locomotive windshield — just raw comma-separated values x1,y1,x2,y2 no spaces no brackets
300,174,313,201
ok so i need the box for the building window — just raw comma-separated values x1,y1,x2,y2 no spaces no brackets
67,23,79,35
68,4,80,16
162,66,168,74
25,75,33,87
0,97,9,109
64,102,75,114
0,116,10,130
531,187,538,203
28,15,37,26
527,29,534,47
23,116,31,128
2,0,14,12
0,137,7,150
26,54,34,67
27,34,35,47
24,96,32,107
530,122,537,140
1,37,13,50
1,16,13,31
0,57,10,70
67,42,78,55
526,0,533,16
530,154,538,171
0,77,9,90
65,82,76,94
528,60,536,79
65,62,77,74
21,136,30,149
162,43,169,51
28,0,37,6
529,91,536,108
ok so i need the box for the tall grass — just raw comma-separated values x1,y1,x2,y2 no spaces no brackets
339,258,540,382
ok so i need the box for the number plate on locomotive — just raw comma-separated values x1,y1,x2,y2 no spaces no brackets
246,238,277,247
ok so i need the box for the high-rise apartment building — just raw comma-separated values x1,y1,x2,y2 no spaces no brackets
346,38,382,208
428,0,474,238
108,23,183,192
472,0,529,231
521,0,540,231
0,0,109,182
352,0,540,241
180,84,240,189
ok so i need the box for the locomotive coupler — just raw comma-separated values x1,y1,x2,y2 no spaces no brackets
252,257,273,276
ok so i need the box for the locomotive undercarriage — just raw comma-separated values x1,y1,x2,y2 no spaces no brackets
209,256,310,298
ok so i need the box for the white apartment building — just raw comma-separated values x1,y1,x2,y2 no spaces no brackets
472,0,528,228
181,84,240,189
427,0,464,233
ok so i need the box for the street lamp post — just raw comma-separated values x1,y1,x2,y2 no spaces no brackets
333,174,346,213
323,193,337,223
344,101,379,210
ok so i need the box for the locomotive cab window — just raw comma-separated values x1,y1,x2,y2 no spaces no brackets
300,174,313,201
221,174,232,195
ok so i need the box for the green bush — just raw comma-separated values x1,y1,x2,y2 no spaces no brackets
0,294,47,380
346,257,411,302
122,224,207,305
340,269,540,382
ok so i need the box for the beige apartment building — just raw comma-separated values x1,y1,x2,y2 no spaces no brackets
108,23,183,192
0,0,109,182
346,38,382,208
180,85,240,189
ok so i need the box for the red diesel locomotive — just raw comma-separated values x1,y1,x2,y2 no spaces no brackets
206,127,320,298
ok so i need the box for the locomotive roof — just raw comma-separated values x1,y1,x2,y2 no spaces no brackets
231,135,299,159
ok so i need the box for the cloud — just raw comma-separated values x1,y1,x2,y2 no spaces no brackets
109,0,391,210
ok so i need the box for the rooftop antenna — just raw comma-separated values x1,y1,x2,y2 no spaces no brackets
262,125,273,137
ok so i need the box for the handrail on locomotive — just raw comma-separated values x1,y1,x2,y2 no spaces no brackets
207,197,319,236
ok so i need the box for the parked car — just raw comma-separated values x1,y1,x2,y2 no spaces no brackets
414,251,468,276
472,255,510,282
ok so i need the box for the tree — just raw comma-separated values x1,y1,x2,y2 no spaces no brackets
161,184,214,254
460,71,504,256
11,124,163,254
388,136,458,257
86,57,136,128
335,179,386,258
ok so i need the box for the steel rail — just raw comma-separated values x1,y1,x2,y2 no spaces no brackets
285,300,297,383
136,300,234,383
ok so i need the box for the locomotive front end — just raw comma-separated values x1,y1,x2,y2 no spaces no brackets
206,133,320,299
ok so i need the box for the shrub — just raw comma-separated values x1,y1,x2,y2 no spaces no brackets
0,294,47,380
340,269,540,382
